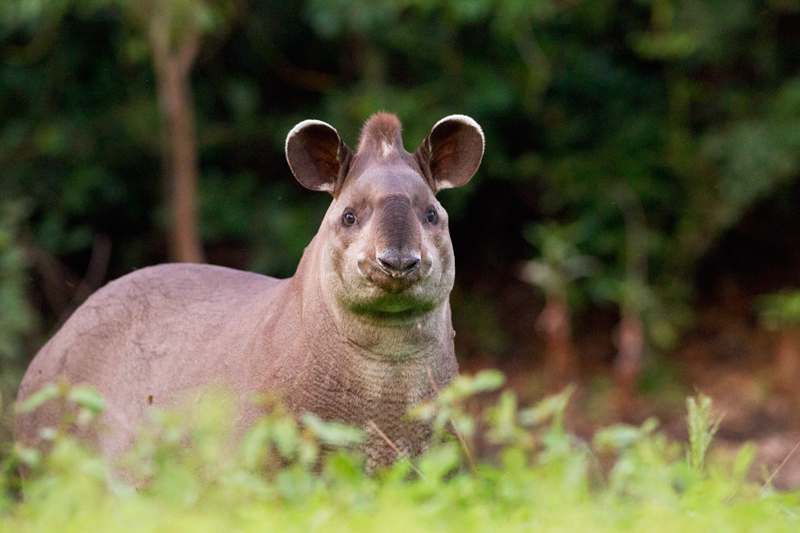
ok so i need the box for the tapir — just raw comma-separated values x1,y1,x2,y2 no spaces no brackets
15,112,484,468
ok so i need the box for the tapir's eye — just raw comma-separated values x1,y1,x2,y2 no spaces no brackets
342,211,357,226
426,209,438,224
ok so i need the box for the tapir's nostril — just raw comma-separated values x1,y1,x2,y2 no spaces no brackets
377,251,421,275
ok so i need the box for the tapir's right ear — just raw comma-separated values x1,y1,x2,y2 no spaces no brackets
285,119,353,196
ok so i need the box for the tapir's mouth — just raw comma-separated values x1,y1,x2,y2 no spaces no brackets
369,266,423,294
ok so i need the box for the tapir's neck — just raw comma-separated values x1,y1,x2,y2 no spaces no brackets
282,235,458,466
324,294,452,362
288,233,457,394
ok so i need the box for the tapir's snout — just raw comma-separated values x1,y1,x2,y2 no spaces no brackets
362,194,429,293
377,250,421,277
368,259,426,294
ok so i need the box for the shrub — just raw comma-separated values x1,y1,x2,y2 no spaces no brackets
2,372,799,532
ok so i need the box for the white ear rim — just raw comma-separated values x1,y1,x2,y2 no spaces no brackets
285,119,340,194
436,180,453,191
432,114,485,151
430,114,485,192
285,119,339,155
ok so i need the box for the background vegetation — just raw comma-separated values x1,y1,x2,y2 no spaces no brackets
3,0,800,503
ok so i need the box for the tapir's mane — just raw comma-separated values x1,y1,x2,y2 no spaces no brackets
357,112,404,155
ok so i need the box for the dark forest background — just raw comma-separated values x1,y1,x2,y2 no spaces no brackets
3,0,800,478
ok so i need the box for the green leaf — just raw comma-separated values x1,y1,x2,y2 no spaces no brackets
686,394,724,475
593,424,642,452
16,383,59,414
733,442,756,480
67,385,106,414
14,445,40,468
271,418,298,459
239,420,270,469
417,442,461,481
459,370,506,396
631,32,699,60
518,385,574,427
301,412,365,446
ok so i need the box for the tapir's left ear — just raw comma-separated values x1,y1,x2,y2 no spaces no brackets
414,115,485,193
286,119,353,196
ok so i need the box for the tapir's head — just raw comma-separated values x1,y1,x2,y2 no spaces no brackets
286,113,483,320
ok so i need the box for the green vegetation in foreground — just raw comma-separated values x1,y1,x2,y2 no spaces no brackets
2,372,798,532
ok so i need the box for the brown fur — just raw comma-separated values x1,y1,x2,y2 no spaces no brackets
357,112,404,153
15,113,484,470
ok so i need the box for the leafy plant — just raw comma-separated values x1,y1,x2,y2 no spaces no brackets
757,290,800,396
3,374,798,532
685,393,724,476
0,202,35,415
758,291,800,331
522,222,597,389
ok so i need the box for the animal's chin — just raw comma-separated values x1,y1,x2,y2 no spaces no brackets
347,284,438,320
351,304,436,325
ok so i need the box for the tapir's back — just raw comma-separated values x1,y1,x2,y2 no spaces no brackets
15,263,290,455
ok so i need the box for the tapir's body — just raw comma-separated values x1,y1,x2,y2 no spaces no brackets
15,113,484,468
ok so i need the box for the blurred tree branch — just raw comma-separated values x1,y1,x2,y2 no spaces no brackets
148,0,204,263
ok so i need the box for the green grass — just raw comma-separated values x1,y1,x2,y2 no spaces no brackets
2,373,799,532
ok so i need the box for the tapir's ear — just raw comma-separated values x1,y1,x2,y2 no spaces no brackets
414,115,485,193
285,119,353,195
